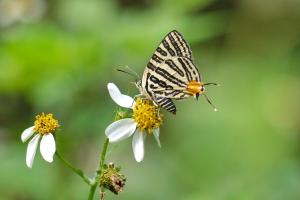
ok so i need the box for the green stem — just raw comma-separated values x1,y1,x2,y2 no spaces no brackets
55,151,92,185
88,185,97,200
88,138,109,200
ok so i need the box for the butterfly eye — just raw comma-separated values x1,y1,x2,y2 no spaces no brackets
200,87,205,92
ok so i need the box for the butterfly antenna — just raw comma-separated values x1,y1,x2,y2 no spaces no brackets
203,93,218,112
116,68,138,79
125,66,140,80
203,82,220,86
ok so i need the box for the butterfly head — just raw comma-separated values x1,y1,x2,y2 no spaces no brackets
186,81,205,100
187,80,219,111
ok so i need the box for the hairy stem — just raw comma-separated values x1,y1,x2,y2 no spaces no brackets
88,138,109,200
55,151,92,185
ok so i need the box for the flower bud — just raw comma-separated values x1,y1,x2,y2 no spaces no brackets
100,162,126,194
114,110,128,121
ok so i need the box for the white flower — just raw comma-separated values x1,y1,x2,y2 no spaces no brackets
105,83,162,162
21,113,59,168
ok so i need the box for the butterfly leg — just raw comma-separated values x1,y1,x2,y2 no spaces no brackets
134,93,160,107
133,94,144,100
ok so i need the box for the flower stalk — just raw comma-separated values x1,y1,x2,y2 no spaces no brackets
55,151,92,185
88,138,109,200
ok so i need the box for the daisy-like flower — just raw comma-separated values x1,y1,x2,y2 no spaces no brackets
105,83,163,162
21,113,60,168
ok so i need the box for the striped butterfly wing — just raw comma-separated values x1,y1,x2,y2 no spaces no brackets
141,30,201,114
150,56,201,99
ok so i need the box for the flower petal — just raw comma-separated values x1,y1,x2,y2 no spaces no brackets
40,133,56,163
107,83,135,108
153,128,161,148
21,126,35,142
132,130,146,162
26,134,40,168
105,118,137,143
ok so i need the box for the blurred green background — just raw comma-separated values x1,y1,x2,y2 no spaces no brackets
1,0,300,199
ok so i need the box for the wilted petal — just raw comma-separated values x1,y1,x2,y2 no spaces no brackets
153,128,161,148
107,83,135,108
105,118,137,142
21,126,35,142
40,133,56,163
132,130,145,162
26,134,40,168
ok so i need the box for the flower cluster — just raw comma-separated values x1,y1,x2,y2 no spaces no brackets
19,82,165,197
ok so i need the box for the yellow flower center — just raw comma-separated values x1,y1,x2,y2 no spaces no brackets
34,113,60,135
132,98,163,134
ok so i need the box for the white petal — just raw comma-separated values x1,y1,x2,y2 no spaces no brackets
105,118,137,143
107,83,135,108
21,126,35,142
153,128,161,148
132,130,146,162
40,133,56,163
26,134,40,168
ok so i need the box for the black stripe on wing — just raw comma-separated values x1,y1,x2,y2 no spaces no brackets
156,97,176,114
153,88,191,100
147,30,194,73
168,30,193,60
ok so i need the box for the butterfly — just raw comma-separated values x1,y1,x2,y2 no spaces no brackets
120,30,217,114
